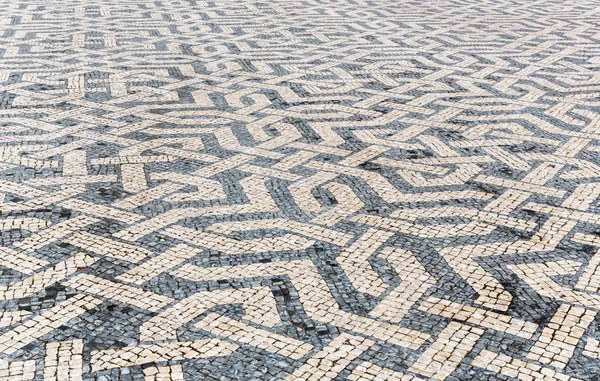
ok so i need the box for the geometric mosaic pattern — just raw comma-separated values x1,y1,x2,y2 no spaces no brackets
1,0,600,379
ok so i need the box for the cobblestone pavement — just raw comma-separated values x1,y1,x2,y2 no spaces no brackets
1,0,600,380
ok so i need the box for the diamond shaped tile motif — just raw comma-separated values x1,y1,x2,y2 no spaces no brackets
1,0,600,380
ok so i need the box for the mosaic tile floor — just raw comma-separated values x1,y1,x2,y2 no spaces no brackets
1,0,600,380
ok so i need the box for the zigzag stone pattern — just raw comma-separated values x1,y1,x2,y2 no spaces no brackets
0,0,600,379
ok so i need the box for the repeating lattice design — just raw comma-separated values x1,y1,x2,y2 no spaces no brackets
0,0,600,380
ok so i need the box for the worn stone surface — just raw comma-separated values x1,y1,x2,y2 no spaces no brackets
0,0,600,380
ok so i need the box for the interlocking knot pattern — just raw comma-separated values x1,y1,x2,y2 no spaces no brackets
0,0,600,380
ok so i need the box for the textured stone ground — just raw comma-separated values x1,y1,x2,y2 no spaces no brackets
1,0,600,380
